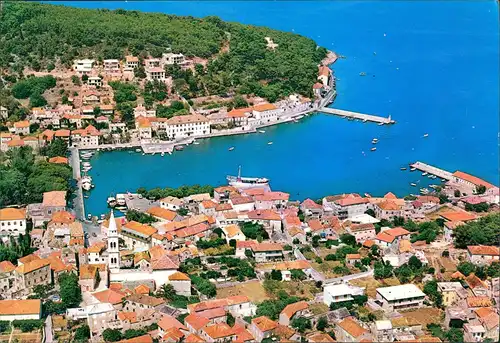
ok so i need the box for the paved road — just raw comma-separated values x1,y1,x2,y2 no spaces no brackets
44,315,54,343
324,269,374,285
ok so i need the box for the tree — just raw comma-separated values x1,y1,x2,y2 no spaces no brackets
226,312,235,326
457,262,476,276
408,255,423,270
340,233,356,246
124,329,146,339
176,208,188,216
445,328,464,342
102,328,123,342
364,209,376,217
290,269,307,281
74,325,90,341
312,235,321,247
423,279,443,308
157,284,176,300
453,213,500,248
374,261,393,279
40,138,68,158
270,270,282,281
291,317,312,333
59,272,82,308
316,316,328,331
72,76,81,85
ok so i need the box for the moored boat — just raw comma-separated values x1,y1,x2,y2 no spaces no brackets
258,130,266,133
228,147,235,151
116,194,126,207
422,172,428,176
400,167,407,171
370,147,377,152
267,142,273,145
107,196,117,208
372,138,379,144
227,166,269,189
410,167,416,171
175,145,184,151
423,133,429,138
410,183,417,187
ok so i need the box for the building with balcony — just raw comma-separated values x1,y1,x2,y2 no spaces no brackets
376,284,425,311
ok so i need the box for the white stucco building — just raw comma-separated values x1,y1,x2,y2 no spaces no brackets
376,284,425,311
166,114,210,139
323,283,365,306
74,59,95,75
0,299,41,321
0,208,26,238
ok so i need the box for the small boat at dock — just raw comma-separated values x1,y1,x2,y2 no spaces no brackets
193,142,200,145
410,167,416,171
422,172,428,176
228,147,235,151
378,122,384,126
420,188,430,195
116,194,126,207
410,183,417,187
370,147,377,152
429,175,437,179
372,138,379,144
135,149,141,153
400,167,407,171
441,179,447,182
363,119,368,123
107,196,117,207
161,152,165,156
258,130,266,133
175,145,184,151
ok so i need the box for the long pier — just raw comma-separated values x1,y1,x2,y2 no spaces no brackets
319,107,395,124
410,161,453,180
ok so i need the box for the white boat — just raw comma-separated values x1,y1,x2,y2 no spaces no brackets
227,166,269,189
410,167,416,171
410,183,417,187
423,133,429,138
193,142,200,145
81,155,92,160
116,194,126,206
267,142,273,145
82,175,92,183
142,153,145,156
359,72,367,76
228,147,235,151
400,167,407,171
429,175,437,179
258,130,266,133
363,119,368,123
82,182,92,191
370,147,377,152
420,188,430,195
378,122,384,126
82,162,91,167
135,149,141,153
372,138,379,144
82,166,92,172
422,172,428,176
161,152,165,156
107,196,117,207
152,152,156,156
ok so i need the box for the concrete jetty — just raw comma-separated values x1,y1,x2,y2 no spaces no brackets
319,107,395,124
410,161,453,180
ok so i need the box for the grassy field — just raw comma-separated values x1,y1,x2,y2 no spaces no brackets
400,308,444,326
350,276,382,298
216,281,270,303
311,260,342,278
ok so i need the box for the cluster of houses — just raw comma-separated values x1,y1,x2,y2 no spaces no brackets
0,55,333,153
0,170,498,342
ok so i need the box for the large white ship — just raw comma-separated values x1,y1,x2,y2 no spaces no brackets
227,166,269,188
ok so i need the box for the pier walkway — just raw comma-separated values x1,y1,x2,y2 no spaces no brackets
319,107,395,124
410,161,453,180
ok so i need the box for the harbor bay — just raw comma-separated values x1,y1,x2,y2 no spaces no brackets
61,0,499,217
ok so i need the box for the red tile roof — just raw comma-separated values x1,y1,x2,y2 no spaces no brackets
467,245,500,256
453,171,495,189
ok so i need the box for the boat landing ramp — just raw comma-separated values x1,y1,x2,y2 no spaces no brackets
319,108,395,124
410,161,453,180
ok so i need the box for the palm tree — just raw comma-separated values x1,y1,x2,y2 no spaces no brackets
157,284,175,300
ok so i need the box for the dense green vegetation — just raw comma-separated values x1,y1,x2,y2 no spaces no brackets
0,230,34,263
137,184,214,200
125,209,158,224
10,75,56,108
59,272,83,308
453,213,500,248
0,146,72,206
40,139,68,158
240,222,269,241
12,320,44,332
1,3,326,100
256,292,302,320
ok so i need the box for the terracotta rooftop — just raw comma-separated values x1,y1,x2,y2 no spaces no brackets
338,317,368,338
116,334,153,343
307,332,336,342
42,191,67,207
146,207,177,221
0,261,16,273
281,301,308,319
252,103,277,112
185,313,210,331
158,315,187,332
467,245,500,256
123,221,157,237
247,209,281,221
252,316,278,332
440,211,476,222
0,207,25,221
0,299,41,316
453,171,495,189
168,271,190,281
251,242,283,252
126,294,164,307
15,258,50,274
50,210,75,224
203,323,234,339
467,296,492,308
93,289,125,304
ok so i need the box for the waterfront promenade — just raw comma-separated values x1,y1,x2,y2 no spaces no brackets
69,147,85,220
320,108,395,124
410,161,453,180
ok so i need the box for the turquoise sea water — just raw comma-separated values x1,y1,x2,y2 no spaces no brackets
54,1,499,217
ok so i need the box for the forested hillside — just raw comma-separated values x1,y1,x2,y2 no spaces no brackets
0,2,327,99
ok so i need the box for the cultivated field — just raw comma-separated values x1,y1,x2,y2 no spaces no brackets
216,280,270,303
400,308,444,326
